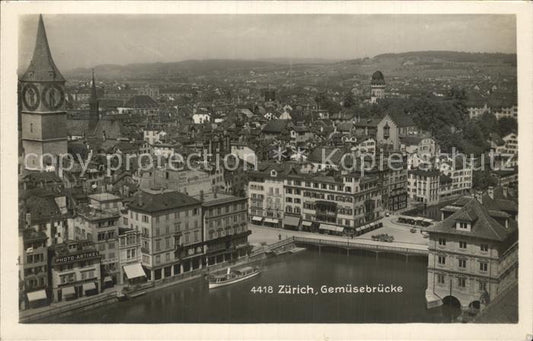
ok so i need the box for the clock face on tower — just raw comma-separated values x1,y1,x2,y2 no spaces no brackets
21,83,40,111
42,84,65,111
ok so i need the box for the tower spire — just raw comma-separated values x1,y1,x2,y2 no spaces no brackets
90,68,97,101
89,69,99,132
21,14,65,82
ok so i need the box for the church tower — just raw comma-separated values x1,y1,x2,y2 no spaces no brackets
370,70,386,104
20,15,67,170
88,69,99,133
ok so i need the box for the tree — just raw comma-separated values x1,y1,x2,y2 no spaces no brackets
342,92,355,108
472,170,498,190
498,117,517,137
477,112,499,137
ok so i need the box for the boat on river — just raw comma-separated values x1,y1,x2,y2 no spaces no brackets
208,266,260,289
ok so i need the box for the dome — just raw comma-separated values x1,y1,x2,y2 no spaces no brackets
371,71,385,85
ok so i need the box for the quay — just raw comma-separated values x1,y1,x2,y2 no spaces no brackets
19,251,268,323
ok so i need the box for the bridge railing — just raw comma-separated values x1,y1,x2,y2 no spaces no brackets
292,236,427,255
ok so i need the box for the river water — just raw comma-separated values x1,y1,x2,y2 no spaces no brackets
42,249,459,323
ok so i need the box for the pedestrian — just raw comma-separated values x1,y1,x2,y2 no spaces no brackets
278,233,281,241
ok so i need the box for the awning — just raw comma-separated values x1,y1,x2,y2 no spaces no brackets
27,289,47,302
104,276,113,283
62,286,76,296
123,263,146,279
83,282,97,292
252,216,263,222
302,221,312,227
264,218,279,224
319,224,344,233
283,216,300,226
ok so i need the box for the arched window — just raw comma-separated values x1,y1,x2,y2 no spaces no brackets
383,122,390,139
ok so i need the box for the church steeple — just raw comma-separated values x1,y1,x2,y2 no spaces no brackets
89,69,99,132
19,14,67,171
21,14,65,82
90,69,98,103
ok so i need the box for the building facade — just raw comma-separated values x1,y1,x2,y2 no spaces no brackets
200,193,251,266
128,191,204,281
49,240,102,302
248,165,382,233
426,197,518,312
20,229,49,308
408,169,440,205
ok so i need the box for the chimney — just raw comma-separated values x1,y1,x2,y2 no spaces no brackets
200,190,205,202
213,187,218,198
137,192,144,206
25,213,32,228
487,186,494,199
474,190,483,204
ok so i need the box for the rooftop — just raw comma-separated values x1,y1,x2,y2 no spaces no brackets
197,192,246,207
88,193,121,202
430,198,515,242
129,190,201,213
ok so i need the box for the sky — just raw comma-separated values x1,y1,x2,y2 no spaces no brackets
18,14,516,71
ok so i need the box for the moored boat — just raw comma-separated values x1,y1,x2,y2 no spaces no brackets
208,266,260,289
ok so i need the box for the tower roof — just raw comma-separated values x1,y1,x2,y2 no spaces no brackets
21,15,65,82
371,71,385,85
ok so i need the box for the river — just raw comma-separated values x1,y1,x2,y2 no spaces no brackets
42,249,460,323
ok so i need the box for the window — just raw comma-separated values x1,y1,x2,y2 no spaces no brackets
155,239,161,251
458,278,466,288
437,274,445,284
479,262,488,272
457,222,469,230
480,244,489,252
479,281,487,291
155,255,160,264
459,241,467,249
438,238,446,246
142,215,149,223
438,256,446,265
458,259,466,268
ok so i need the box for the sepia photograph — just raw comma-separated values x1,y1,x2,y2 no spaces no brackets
1,1,532,340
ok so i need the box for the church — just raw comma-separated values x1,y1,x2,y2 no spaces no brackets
19,15,68,171
19,15,133,171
